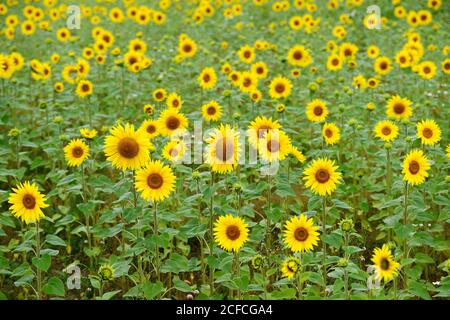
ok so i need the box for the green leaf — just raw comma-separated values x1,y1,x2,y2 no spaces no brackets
408,281,431,300
97,290,121,300
45,234,66,247
43,276,65,297
332,199,352,210
143,281,164,300
173,276,193,293
32,254,51,272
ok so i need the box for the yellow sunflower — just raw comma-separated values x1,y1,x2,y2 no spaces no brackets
416,119,441,146
76,80,93,98
198,67,217,90
374,120,399,142
258,130,291,162
283,214,320,253
371,244,400,282
327,54,343,71
269,76,293,99
134,160,176,202
104,123,151,171
402,149,431,186
322,123,341,145
139,119,160,140
80,128,98,139
239,71,258,93
374,56,392,75
214,214,249,252
8,181,49,224
306,99,328,123
287,45,312,67
289,145,306,163
152,88,167,102
157,108,188,137
64,139,90,167
386,95,413,120
237,45,255,64
162,139,186,163
178,37,197,58
251,61,268,79
303,158,342,196
201,100,222,122
281,256,301,279
166,92,183,109
247,116,282,148
417,61,436,80
205,124,240,174
446,144,450,159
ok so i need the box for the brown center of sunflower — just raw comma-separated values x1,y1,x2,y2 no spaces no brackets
423,66,431,74
332,58,339,66
257,125,270,138
422,128,433,139
380,61,388,70
147,124,156,134
231,74,238,81
169,148,179,157
380,258,390,271
226,225,240,240
203,73,211,82
275,83,285,93
81,84,90,92
72,146,84,158
215,138,234,162
293,50,303,60
22,194,36,209
206,106,216,115
172,99,180,108
444,63,450,70
243,78,252,87
325,129,333,138
118,137,139,159
166,116,180,130
409,160,420,174
294,227,308,241
393,103,405,114
147,173,163,189
344,49,352,56
294,20,299,26
313,106,323,116
400,57,406,63
267,139,280,153
382,126,391,136
315,169,330,183
243,50,251,59
256,67,264,74
155,91,163,99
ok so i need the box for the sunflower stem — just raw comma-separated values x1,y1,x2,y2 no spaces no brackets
153,201,160,283
403,182,409,259
297,254,303,300
197,180,206,285
209,171,215,296
81,163,92,267
35,221,42,300
322,196,327,294
266,174,272,253
234,251,241,300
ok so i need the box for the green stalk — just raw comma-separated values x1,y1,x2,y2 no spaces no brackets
209,171,215,296
35,221,42,300
153,202,160,282
322,196,327,293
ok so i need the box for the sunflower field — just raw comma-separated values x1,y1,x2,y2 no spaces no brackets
0,0,449,302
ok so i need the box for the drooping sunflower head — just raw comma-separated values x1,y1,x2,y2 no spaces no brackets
283,214,320,253
214,214,249,252
371,244,400,282
258,129,291,162
269,76,293,99
306,99,328,123
162,139,187,163
289,145,306,163
205,124,240,174
104,123,151,171
80,128,98,139
134,160,176,202
157,108,188,137
416,119,441,146
303,157,342,196
139,119,160,140
402,149,431,186
386,95,413,120
202,100,222,122
374,120,399,142
64,139,90,167
281,256,301,279
8,181,49,224
247,116,282,148
322,123,341,145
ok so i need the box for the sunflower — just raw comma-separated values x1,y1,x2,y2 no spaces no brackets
289,15,303,30
198,67,217,90
269,76,293,99
205,124,240,174
76,80,93,98
239,71,258,93
54,82,64,93
250,89,262,103
281,256,301,279
157,108,188,137
228,71,241,87
237,45,255,64
104,123,151,171
139,119,160,140
251,61,268,79
283,214,320,253
374,56,392,75
153,88,167,102
166,92,183,109
202,100,222,122
214,214,249,252
339,42,358,59
306,99,328,123
386,95,413,120
135,160,176,202
21,20,36,36
178,37,197,58
322,123,341,145
64,139,90,167
367,45,379,59
303,158,342,196
287,45,312,67
371,244,400,282
417,61,436,80
446,144,450,159
416,119,441,146
327,54,343,71
56,27,71,42
162,139,186,163
442,59,450,74
8,181,49,224
395,50,412,68
80,128,98,139
289,145,306,163
247,116,282,148
258,130,291,162
402,149,431,186
374,120,399,142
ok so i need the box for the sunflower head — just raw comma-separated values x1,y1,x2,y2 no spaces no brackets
402,149,431,186
258,129,291,162
374,120,399,142
64,139,90,167
322,123,341,145
202,100,222,122
214,214,249,252
281,256,301,279
157,108,188,137
162,139,187,163
371,244,400,282
303,157,342,196
8,181,49,224
283,214,320,253
306,99,328,123
416,119,441,146
386,95,413,120
269,76,293,99
247,116,282,148
135,160,176,202
205,124,240,174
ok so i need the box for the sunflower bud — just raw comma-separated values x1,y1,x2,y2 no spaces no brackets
53,116,63,124
98,264,114,281
316,77,324,84
223,90,231,97
337,258,348,268
251,254,264,270
233,112,241,120
384,143,392,150
446,176,450,183
339,218,354,232
191,171,200,180
405,136,412,143
8,128,20,138
308,82,318,92
366,102,376,111
39,102,47,109
276,104,285,113
233,183,242,193
59,134,69,142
